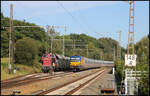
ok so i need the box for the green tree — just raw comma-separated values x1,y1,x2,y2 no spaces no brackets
135,36,149,95
15,37,39,66
1,13,47,58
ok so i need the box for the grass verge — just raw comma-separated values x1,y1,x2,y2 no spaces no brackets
1,58,42,80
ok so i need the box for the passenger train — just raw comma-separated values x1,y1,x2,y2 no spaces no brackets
41,53,114,73
70,55,114,71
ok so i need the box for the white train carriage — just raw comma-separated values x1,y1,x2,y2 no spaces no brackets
70,56,114,71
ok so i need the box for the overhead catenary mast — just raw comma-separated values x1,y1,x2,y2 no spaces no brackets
124,1,138,95
48,25,67,56
8,4,14,74
6,4,45,74
46,25,50,53
127,1,135,55
117,31,121,64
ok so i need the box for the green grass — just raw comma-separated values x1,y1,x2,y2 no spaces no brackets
1,58,42,80
1,58,9,63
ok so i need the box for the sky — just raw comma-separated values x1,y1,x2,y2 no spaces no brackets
1,1,149,48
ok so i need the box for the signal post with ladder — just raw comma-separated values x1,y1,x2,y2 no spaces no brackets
123,1,138,95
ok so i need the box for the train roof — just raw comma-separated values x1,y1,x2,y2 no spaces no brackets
55,54,70,59
55,54,114,63
70,55,81,58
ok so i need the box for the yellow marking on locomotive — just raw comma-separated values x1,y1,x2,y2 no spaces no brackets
81,57,83,64
70,57,84,66
70,62,80,66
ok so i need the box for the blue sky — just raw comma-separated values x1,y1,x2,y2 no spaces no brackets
1,1,149,48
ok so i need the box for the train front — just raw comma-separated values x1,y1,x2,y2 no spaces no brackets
41,53,52,73
70,56,82,71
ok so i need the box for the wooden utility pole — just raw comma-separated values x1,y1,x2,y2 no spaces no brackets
8,4,14,74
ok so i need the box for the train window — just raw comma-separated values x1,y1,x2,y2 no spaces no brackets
70,57,81,62
43,54,47,57
51,54,55,58
56,55,59,59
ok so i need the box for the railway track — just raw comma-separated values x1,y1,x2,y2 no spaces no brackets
2,72,42,83
1,71,73,89
34,68,109,95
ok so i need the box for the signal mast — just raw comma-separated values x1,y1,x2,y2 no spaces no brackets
124,1,138,95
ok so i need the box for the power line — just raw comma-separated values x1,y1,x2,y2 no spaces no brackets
75,3,124,44
56,1,90,34
3,26,45,28
3,1,49,25
1,2,9,16
57,1,107,42
75,2,119,39
75,2,99,36
57,1,118,40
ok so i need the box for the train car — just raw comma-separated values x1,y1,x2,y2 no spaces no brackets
55,54,70,71
63,56,70,70
70,55,114,71
70,55,84,71
41,53,57,73
50,53,58,70
41,53,51,73
42,53,114,72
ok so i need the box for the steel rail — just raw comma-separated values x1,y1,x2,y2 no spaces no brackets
1,72,73,89
37,69,106,95
65,70,108,95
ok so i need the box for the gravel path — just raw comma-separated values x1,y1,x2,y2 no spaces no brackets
73,68,117,95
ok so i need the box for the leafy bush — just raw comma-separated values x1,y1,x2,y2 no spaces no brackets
15,37,39,66
135,36,149,95
1,62,9,68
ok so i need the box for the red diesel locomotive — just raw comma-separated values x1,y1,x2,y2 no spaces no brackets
41,53,57,73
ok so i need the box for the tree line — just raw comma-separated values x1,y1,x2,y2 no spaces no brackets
1,12,125,66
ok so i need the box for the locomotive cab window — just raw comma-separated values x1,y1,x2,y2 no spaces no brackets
43,54,47,57
51,54,55,58
70,57,81,62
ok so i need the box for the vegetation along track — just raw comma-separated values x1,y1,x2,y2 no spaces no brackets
36,68,110,95
1,72,73,89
